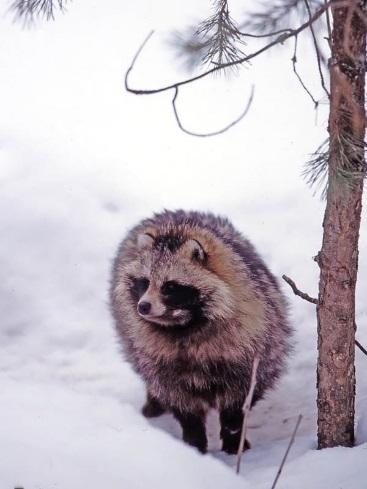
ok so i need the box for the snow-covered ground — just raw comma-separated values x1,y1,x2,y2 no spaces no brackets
1,1,366,488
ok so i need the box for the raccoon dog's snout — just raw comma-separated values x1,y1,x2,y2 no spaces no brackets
110,210,292,455
137,288,167,320
137,301,151,315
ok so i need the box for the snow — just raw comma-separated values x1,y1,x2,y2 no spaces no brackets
0,1,366,488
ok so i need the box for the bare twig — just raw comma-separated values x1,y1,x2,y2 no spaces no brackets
236,353,260,474
238,27,294,38
303,0,330,99
125,29,155,87
171,85,254,137
282,274,318,304
356,339,367,357
282,274,367,357
291,35,319,107
270,414,303,489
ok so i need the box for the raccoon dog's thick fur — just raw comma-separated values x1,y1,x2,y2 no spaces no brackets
110,210,292,454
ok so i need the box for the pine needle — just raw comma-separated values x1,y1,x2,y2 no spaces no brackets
10,0,69,24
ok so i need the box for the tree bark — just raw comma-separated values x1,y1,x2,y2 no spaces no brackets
317,0,366,449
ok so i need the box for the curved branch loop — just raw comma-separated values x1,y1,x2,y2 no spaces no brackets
172,85,254,137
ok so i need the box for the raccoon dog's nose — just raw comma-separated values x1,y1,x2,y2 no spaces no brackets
138,301,151,315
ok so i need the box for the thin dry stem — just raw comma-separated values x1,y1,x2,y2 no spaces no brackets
270,415,303,489
291,35,319,106
236,354,260,474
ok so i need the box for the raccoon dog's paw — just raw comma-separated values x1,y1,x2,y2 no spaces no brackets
172,409,208,454
221,436,251,454
220,406,251,454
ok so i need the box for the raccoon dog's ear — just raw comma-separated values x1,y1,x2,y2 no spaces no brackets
183,239,206,263
137,233,155,250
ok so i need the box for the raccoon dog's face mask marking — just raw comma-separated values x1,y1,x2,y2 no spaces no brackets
130,233,206,327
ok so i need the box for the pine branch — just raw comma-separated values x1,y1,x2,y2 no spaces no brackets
332,131,366,188
169,0,328,72
125,1,362,137
125,4,330,95
238,0,330,70
196,0,247,71
125,3,334,137
10,0,69,24
304,130,366,199
240,0,324,35
303,138,329,198
168,27,210,72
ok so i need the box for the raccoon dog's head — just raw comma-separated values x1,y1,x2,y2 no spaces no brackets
126,231,235,329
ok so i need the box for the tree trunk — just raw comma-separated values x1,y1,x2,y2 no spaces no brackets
316,0,366,449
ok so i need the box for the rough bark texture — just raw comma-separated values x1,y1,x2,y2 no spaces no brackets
317,0,366,449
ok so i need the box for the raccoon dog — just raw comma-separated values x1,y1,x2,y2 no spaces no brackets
110,210,292,454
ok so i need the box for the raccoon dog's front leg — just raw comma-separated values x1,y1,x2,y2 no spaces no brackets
172,409,207,453
142,392,166,418
220,406,250,454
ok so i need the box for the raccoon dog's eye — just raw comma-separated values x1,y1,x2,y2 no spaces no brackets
136,278,150,293
161,281,178,295
130,277,150,300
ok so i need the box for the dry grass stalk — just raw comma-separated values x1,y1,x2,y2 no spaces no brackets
236,353,260,474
